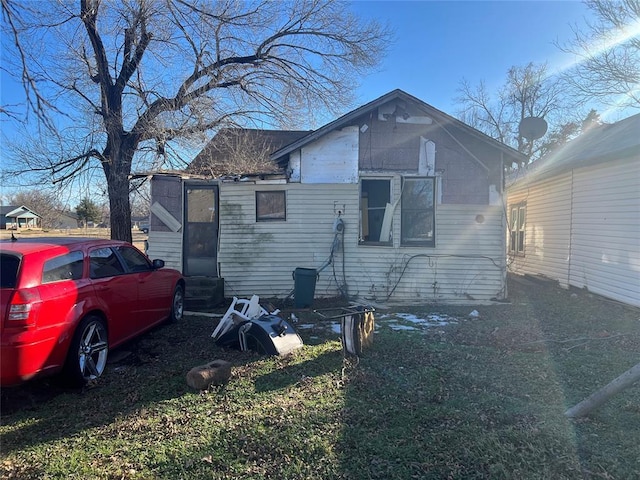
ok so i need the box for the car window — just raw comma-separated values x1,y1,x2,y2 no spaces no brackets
116,246,152,273
0,254,21,288
89,247,126,279
42,251,84,283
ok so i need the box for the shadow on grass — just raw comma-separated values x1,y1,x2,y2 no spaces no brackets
254,350,343,392
0,317,232,454
2,279,639,479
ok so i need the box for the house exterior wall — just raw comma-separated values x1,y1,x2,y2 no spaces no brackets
569,158,639,306
217,182,358,298
300,126,359,183
358,108,503,204
507,172,573,286
507,156,640,307
218,181,506,303
149,95,514,304
146,230,183,271
146,175,184,272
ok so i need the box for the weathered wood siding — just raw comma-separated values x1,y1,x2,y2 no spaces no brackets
569,159,640,306
508,172,572,286
219,181,506,303
508,157,640,307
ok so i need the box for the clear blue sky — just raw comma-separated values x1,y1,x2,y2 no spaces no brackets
1,0,619,205
0,1,596,124
350,0,596,116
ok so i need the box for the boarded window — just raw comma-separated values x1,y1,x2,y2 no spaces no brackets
401,177,435,247
360,179,392,244
509,203,526,255
256,191,286,221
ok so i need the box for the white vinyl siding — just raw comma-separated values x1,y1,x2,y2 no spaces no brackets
507,157,640,307
508,173,572,286
569,159,640,306
146,231,183,272
218,182,358,298
219,181,506,303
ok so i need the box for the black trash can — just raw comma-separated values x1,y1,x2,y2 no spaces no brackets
293,267,317,308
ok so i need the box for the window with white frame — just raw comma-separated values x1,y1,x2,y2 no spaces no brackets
509,202,526,254
401,177,435,247
360,179,391,244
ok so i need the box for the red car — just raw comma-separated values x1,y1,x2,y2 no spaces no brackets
1,237,185,386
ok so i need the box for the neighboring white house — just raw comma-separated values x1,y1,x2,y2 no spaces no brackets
1,205,42,230
147,90,525,304
507,113,640,307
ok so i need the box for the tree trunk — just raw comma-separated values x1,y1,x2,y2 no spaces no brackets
104,139,134,244
565,363,640,418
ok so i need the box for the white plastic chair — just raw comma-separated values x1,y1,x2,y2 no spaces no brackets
211,295,280,339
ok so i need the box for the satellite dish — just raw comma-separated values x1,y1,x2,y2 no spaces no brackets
519,117,548,141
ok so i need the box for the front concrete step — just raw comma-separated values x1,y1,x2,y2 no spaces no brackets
184,276,225,311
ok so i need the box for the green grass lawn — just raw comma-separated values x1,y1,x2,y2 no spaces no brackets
1,276,639,479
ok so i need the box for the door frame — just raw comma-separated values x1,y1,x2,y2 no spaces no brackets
182,180,219,277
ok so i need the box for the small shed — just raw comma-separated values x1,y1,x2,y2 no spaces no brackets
147,89,525,304
507,113,640,307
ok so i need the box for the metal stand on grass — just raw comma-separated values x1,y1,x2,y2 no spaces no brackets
314,306,375,357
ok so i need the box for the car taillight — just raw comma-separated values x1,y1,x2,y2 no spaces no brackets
6,288,41,327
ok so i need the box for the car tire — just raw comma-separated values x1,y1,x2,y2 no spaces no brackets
170,284,185,322
63,315,109,386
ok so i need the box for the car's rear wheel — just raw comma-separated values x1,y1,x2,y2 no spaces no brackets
64,315,109,386
170,284,184,322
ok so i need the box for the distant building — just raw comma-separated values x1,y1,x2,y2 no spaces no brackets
1,205,42,230
53,211,80,229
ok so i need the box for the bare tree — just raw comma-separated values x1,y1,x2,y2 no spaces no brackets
7,189,65,229
1,0,60,127
189,128,306,177
537,109,602,159
2,0,391,242
455,62,567,166
558,0,640,109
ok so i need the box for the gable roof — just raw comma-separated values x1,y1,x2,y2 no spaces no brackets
189,128,311,176
509,113,640,187
270,89,527,164
2,205,41,219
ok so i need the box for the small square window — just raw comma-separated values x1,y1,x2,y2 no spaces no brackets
256,191,286,221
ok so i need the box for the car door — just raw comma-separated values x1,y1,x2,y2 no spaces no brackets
88,246,139,343
114,245,172,329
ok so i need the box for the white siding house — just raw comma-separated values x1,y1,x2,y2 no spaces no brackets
149,90,525,305
507,114,640,307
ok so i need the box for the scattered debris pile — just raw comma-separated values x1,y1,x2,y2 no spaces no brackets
211,295,303,356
